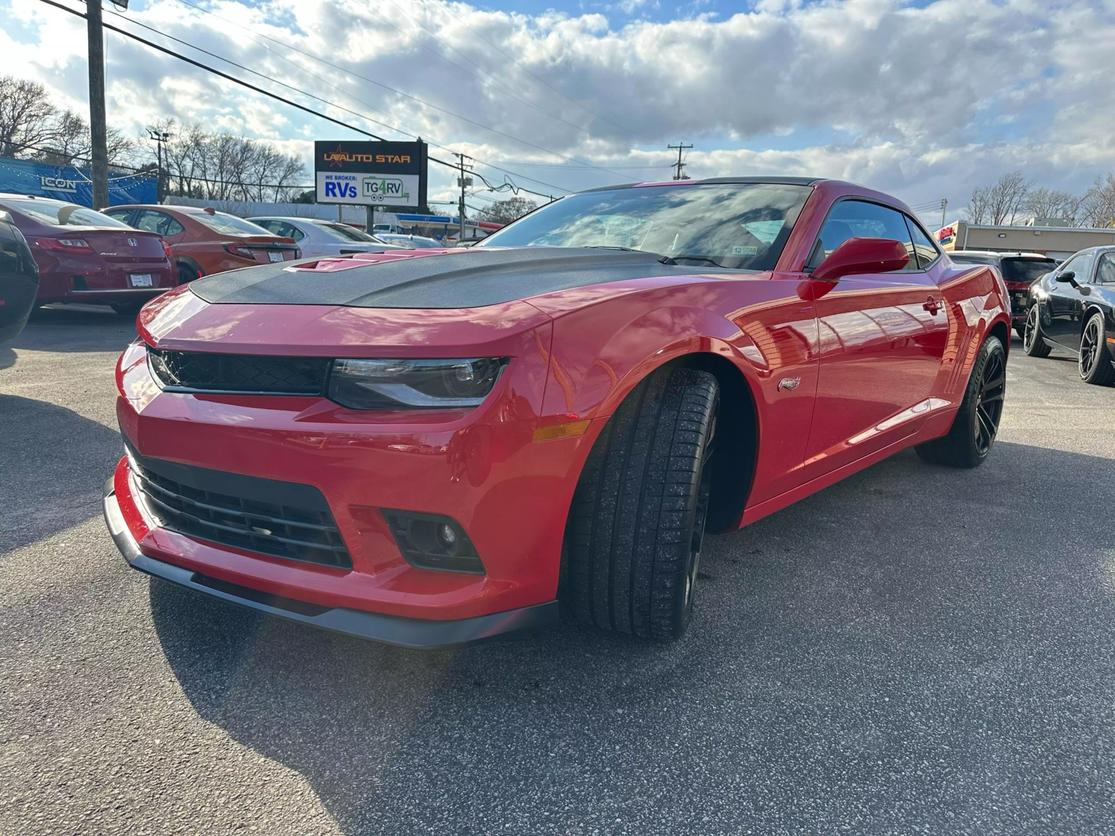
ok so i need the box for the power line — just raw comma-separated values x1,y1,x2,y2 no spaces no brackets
167,0,622,181
37,0,571,201
102,4,594,186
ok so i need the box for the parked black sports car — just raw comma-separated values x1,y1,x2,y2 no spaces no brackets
0,210,38,343
1024,245,1115,385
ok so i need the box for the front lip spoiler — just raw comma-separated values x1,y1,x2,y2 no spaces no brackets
103,478,559,649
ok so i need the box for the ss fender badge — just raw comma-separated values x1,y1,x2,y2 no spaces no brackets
777,377,801,392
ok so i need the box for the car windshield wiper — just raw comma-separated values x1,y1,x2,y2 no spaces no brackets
583,245,657,255
659,254,726,268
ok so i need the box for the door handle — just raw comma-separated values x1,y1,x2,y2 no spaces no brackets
923,296,942,315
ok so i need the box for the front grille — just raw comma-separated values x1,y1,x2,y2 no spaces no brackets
148,348,330,395
128,448,351,569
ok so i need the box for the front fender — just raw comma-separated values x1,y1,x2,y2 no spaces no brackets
540,295,763,421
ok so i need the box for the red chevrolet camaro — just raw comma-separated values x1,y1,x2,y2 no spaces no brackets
103,177,1010,648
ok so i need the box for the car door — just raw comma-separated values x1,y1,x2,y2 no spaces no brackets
803,200,950,474
1044,251,1095,348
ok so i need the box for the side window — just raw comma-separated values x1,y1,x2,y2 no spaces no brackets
1097,253,1115,285
102,209,133,226
811,200,917,272
134,210,184,237
904,216,940,269
283,223,305,242
255,219,281,235
1062,252,1095,284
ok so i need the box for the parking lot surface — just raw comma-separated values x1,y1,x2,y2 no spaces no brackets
2,307,1113,835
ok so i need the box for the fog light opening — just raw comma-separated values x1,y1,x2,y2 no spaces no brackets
382,510,484,574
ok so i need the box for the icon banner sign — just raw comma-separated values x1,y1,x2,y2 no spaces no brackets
314,140,428,210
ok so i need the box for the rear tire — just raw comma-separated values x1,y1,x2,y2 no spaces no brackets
1023,305,1052,358
1079,311,1115,386
564,366,719,641
916,334,1005,469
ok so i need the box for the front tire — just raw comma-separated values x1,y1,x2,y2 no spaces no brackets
916,334,1005,468
1079,311,1115,386
564,366,719,641
1023,305,1052,357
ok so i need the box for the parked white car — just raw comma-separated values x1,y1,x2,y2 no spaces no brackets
247,217,406,258
376,233,444,249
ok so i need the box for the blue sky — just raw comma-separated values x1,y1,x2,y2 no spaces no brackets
2,0,1114,222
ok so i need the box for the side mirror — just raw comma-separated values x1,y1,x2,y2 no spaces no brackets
1055,271,1077,284
811,237,910,282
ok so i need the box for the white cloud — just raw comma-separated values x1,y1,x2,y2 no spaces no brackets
2,0,1114,212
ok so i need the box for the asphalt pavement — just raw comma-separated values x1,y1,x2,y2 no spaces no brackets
2,306,1113,835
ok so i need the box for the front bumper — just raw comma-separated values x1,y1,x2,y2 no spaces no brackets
104,477,559,648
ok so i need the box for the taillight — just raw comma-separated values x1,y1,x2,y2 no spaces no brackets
162,241,173,260
33,237,93,252
224,244,255,259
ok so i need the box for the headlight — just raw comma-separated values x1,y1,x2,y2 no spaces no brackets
328,358,508,409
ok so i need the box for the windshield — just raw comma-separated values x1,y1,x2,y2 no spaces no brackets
318,223,380,243
478,182,812,270
2,198,131,229
1001,257,1056,283
191,211,273,236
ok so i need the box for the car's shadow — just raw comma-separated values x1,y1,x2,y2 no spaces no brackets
0,395,122,553
0,345,14,371
12,305,136,354
150,441,1115,832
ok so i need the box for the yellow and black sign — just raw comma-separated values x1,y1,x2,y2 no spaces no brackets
313,140,428,210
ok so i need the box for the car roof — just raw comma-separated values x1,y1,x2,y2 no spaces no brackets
249,216,332,224
950,250,1054,260
0,192,72,205
579,176,822,193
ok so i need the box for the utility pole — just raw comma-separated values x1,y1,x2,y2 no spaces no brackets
86,0,109,209
940,198,948,228
455,152,472,242
667,141,693,181
147,127,171,203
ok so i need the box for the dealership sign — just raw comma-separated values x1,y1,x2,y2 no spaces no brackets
314,140,428,210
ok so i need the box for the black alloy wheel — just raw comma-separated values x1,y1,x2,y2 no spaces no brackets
1023,306,1052,358
1079,312,1115,386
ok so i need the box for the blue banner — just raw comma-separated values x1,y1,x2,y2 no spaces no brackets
0,155,156,206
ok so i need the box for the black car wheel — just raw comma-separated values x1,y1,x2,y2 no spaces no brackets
564,365,719,641
916,334,1005,468
1079,311,1115,386
1023,305,1052,358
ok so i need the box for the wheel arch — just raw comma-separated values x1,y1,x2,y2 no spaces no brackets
1079,303,1109,340
570,348,761,536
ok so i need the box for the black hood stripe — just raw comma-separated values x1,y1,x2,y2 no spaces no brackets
188,247,725,309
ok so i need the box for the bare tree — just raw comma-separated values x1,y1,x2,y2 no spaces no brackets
1025,187,1082,226
1080,175,1115,229
0,76,60,158
158,124,307,202
30,109,135,167
476,196,538,225
967,172,1029,225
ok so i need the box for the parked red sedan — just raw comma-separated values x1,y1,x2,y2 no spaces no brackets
103,177,1010,648
0,194,174,314
102,205,299,283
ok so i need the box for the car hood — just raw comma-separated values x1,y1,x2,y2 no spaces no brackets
187,246,721,309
